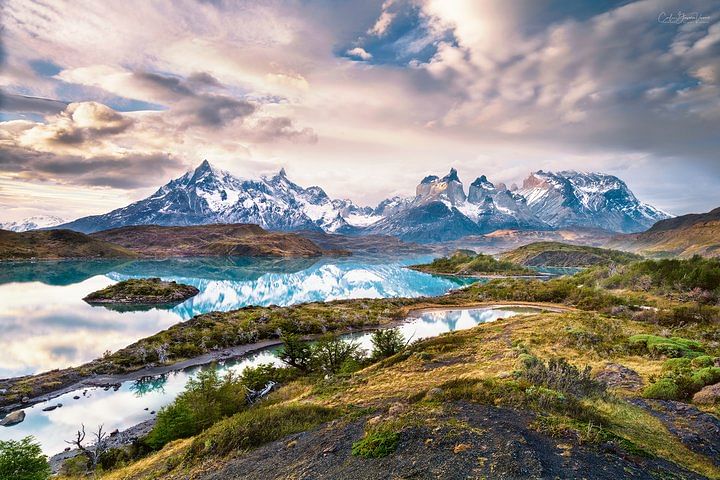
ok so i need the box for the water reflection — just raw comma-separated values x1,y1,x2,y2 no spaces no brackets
0,307,526,455
0,256,471,377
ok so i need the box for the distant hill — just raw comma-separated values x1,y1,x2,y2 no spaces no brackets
90,224,329,258
0,229,137,260
409,249,534,276
500,241,641,267
1,224,338,260
606,207,720,258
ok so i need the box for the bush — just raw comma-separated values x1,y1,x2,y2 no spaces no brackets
352,431,399,458
278,333,313,372
0,436,51,480
691,355,715,368
370,328,406,361
147,366,246,449
517,356,605,398
311,334,363,374
239,363,298,391
643,378,681,400
629,334,704,358
187,403,338,459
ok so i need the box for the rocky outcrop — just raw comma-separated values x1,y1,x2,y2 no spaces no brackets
693,383,720,405
83,278,200,305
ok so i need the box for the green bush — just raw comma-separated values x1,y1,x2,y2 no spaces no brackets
187,403,338,459
517,356,605,398
351,431,399,458
147,366,246,449
691,355,715,368
643,378,681,400
629,334,704,358
239,363,298,391
0,436,51,480
278,333,313,372
370,328,406,361
691,366,720,386
311,334,363,374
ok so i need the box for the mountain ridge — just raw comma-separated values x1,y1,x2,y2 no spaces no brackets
54,161,671,242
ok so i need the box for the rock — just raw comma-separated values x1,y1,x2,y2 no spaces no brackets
73,395,80,400
595,363,643,390
110,429,120,436
150,410,156,415
366,415,383,427
64,447,70,452
0,410,25,426
0,388,7,394
424,387,444,401
286,440,297,448
21,396,30,403
693,383,720,405
321,445,336,455
41,404,58,412
388,402,408,416
453,443,472,454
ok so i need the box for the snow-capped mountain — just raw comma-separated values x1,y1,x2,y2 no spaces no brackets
367,169,549,242
57,161,375,234
0,215,66,232
55,160,670,241
517,171,670,233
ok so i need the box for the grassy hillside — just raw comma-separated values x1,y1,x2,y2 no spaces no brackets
0,229,137,261
61,293,720,478
410,250,534,276
606,208,720,258
91,224,329,258
500,241,642,267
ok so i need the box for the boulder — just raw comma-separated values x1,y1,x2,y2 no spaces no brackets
595,363,643,390
693,382,720,405
0,410,25,426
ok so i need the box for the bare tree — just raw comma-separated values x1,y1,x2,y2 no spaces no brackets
65,423,109,470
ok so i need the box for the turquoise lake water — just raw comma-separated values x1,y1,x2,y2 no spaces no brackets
0,256,473,378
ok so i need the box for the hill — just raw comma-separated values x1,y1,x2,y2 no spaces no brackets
409,249,534,276
91,224,329,258
500,241,642,267
0,229,137,261
606,207,720,258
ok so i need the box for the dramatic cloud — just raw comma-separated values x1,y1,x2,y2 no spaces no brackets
0,0,718,221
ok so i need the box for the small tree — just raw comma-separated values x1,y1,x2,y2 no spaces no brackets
370,328,407,360
278,333,312,372
0,436,51,480
311,334,362,374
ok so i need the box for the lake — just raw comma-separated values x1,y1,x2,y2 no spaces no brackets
0,255,475,378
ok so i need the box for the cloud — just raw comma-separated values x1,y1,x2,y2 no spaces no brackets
17,101,133,147
0,93,68,114
346,47,373,60
0,143,183,189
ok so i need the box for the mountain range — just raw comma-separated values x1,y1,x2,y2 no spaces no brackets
0,215,66,232
41,161,670,242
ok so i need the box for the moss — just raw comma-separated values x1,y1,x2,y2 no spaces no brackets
643,378,681,400
629,334,704,358
351,430,399,458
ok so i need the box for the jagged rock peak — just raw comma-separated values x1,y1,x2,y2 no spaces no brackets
443,168,460,182
277,167,287,178
421,175,439,184
471,175,494,188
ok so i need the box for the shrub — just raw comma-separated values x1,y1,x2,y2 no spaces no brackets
370,328,406,361
0,436,51,480
691,355,715,368
311,334,363,374
278,333,313,372
629,334,704,358
239,363,298,391
187,403,337,459
643,378,681,400
517,356,605,398
352,430,399,458
147,366,246,449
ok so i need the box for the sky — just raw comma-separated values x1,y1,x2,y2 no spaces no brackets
1,0,719,222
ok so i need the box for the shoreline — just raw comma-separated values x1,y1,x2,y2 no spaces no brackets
1,301,572,417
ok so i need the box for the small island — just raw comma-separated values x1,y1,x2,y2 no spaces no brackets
83,278,200,306
409,249,536,276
